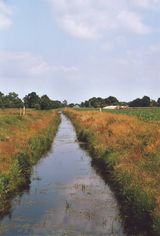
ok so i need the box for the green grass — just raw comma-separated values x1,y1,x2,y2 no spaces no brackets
76,107,160,121
103,107,160,121
0,109,60,216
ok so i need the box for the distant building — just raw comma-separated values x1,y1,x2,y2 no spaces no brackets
103,105,118,110
74,104,80,108
119,105,128,109
103,105,128,110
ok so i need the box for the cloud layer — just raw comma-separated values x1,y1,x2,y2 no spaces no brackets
0,51,78,78
0,1,159,102
0,0,13,30
47,0,156,39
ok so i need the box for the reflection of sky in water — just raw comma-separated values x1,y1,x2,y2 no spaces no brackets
0,115,125,236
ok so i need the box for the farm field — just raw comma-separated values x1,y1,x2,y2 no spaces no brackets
103,107,160,121
0,109,60,214
77,107,160,121
65,108,160,235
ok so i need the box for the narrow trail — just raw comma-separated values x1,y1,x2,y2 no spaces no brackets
0,114,125,236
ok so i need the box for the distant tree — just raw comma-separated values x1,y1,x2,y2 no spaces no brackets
62,100,68,107
150,99,157,107
96,97,104,108
23,92,40,108
89,97,105,108
88,96,119,108
129,98,142,107
80,96,120,108
5,92,23,108
141,96,150,107
157,98,160,107
0,91,64,110
88,97,96,107
40,95,52,110
0,92,5,108
34,103,41,110
119,101,128,106
81,102,88,107
68,103,75,107
23,92,63,110
52,100,63,109
105,96,119,105
83,100,90,107
129,96,151,107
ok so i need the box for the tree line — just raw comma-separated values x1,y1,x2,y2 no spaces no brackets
0,92,160,109
79,96,160,108
0,92,66,110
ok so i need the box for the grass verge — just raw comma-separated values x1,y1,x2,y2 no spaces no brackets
64,108,160,236
0,109,60,216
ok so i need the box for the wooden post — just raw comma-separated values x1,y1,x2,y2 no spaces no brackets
23,106,26,116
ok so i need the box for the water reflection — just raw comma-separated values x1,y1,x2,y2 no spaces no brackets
0,114,125,236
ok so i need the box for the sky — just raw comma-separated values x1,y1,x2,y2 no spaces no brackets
0,0,160,103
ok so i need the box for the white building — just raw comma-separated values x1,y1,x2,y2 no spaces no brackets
103,105,118,110
103,105,128,110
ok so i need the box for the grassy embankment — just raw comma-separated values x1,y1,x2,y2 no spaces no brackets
65,108,160,235
0,109,60,215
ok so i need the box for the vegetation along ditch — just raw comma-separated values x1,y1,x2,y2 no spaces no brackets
0,109,60,216
0,112,125,236
64,108,160,235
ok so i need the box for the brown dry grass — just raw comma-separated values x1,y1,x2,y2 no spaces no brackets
0,109,58,174
65,108,160,232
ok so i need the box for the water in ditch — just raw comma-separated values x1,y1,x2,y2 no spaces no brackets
0,114,125,236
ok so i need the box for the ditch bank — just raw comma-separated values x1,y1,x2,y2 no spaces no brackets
0,111,60,217
64,109,159,236
0,113,125,236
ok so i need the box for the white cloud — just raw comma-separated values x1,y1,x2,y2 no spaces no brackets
0,0,13,30
48,0,151,39
117,11,150,34
0,51,78,78
61,15,98,39
131,0,160,9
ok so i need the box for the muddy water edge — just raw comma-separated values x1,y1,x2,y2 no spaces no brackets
0,113,126,236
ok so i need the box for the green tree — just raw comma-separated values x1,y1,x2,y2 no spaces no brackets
62,100,68,107
68,103,75,107
82,100,89,107
141,96,150,107
40,95,52,110
105,96,119,105
52,100,63,109
129,98,142,107
0,92,5,108
5,92,23,108
23,92,40,108
157,98,160,107
150,99,157,107
129,96,151,107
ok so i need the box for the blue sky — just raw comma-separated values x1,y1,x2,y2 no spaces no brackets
0,0,160,103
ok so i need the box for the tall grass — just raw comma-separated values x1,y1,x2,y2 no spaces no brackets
65,108,160,235
0,109,60,215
